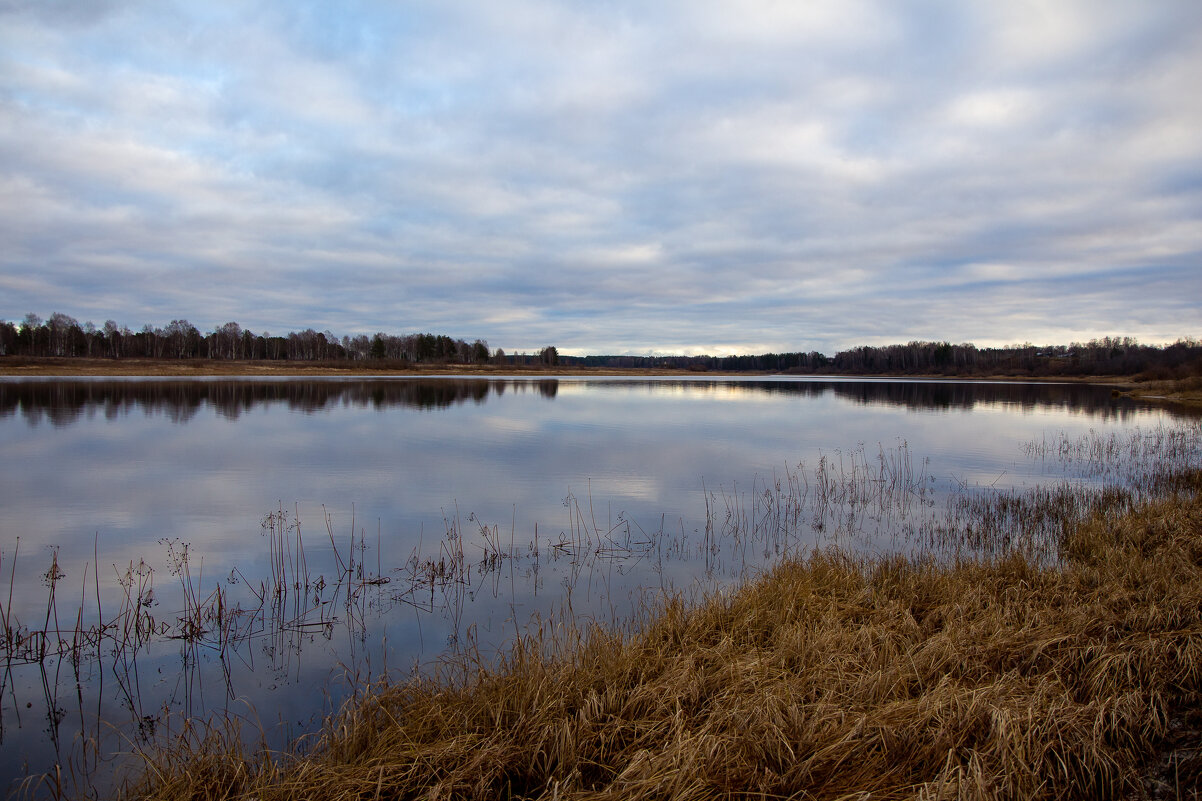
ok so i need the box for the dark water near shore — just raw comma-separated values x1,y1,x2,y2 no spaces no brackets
0,376,1192,794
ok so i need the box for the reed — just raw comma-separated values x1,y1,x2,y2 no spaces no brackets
6,425,1201,799
107,475,1202,799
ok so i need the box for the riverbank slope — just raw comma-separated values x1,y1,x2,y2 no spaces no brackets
0,356,649,377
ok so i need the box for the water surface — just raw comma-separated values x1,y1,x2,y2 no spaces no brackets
0,376,1189,793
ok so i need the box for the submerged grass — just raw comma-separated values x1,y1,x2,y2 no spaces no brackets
111,471,1202,801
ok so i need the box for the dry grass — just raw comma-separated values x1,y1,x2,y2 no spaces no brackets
0,357,710,377
1123,376,1202,407
109,473,1202,801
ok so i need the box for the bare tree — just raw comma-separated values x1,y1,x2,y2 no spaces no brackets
215,322,243,359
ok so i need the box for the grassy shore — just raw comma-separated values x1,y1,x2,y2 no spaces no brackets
1119,376,1202,408
0,356,652,377
5,355,1200,387
6,355,1202,408
103,472,1202,801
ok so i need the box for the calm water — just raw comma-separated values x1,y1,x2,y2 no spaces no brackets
0,376,1192,793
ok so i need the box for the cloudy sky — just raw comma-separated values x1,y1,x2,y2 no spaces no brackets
2,1,1200,356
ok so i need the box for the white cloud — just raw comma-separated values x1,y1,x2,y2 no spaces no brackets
0,0,1199,352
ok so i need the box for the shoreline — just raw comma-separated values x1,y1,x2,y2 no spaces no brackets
0,356,729,378
4,356,1200,405
0,355,1157,383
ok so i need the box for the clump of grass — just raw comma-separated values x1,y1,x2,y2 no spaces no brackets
114,471,1202,801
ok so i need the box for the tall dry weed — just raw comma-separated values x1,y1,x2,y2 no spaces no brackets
115,474,1202,801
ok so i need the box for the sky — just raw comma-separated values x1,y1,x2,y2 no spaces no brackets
1,1,1200,357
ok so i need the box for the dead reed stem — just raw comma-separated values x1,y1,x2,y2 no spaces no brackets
113,470,1202,801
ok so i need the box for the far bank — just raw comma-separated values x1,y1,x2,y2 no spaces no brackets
3,356,1201,406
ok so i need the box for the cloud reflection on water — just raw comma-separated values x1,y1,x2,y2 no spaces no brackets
0,376,1185,792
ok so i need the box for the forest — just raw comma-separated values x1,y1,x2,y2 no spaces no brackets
576,338,1202,379
2,311,1200,378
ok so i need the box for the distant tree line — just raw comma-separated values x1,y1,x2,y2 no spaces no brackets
561,337,1202,379
0,312,520,366
2,313,1199,378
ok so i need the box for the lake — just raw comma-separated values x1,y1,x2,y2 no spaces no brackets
0,375,1196,795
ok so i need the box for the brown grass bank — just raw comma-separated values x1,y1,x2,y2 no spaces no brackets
9,357,1202,407
0,357,715,377
108,477,1202,801
1122,376,1202,408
